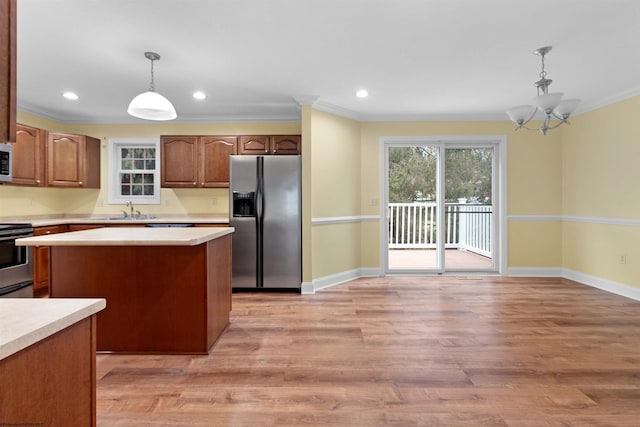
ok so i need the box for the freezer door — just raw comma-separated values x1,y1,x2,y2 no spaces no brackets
230,156,258,288
262,156,302,289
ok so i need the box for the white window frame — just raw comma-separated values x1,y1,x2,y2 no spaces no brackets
107,138,161,205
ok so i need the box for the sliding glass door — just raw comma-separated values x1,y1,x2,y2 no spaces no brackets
383,138,501,274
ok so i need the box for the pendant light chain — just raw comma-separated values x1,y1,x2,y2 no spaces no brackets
148,57,156,92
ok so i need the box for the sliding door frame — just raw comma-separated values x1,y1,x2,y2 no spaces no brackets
379,135,507,275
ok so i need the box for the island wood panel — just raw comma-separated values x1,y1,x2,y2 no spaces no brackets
49,235,231,354
0,316,97,427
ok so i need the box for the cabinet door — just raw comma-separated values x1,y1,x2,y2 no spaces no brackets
33,225,69,294
48,133,85,187
271,135,301,155
161,136,199,187
10,124,45,186
238,135,270,155
0,0,16,144
200,136,237,187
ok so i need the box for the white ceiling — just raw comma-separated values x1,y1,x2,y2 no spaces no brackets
16,0,640,124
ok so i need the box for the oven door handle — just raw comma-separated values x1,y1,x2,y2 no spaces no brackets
0,234,32,242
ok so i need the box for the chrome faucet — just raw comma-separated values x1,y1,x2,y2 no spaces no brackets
125,200,134,217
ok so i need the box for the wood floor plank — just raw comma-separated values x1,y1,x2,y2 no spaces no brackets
96,276,640,426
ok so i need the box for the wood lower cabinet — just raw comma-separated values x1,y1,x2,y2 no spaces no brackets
7,123,46,186
0,0,16,144
238,135,301,155
47,132,100,188
161,135,237,188
33,225,69,296
0,315,98,426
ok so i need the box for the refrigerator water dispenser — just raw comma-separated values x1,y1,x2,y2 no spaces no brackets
232,192,255,217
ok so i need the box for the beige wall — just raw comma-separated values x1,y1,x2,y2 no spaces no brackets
6,93,640,291
561,96,640,289
0,112,300,217
359,120,564,271
308,109,362,280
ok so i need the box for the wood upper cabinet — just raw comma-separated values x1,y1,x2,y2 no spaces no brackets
47,132,100,188
8,123,45,186
238,135,301,155
271,135,301,155
200,136,237,187
161,136,199,187
0,0,16,144
161,135,237,188
238,135,270,154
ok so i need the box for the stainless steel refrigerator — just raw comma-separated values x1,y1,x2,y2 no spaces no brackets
229,155,301,290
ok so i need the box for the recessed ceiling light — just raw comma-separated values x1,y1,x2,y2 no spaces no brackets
62,91,79,100
193,91,206,100
356,89,368,98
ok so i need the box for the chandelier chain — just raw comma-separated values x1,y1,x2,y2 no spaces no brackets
539,54,547,80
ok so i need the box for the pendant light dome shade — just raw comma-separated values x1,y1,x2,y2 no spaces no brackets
127,52,177,121
127,91,177,121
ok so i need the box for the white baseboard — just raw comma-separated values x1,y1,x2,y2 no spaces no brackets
562,268,640,302
306,266,640,302
303,267,382,294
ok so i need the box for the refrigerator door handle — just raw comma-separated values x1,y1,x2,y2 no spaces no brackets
256,157,264,287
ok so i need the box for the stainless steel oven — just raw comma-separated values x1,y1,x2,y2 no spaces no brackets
0,224,34,298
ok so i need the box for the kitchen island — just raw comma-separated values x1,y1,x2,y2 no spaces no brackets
0,298,105,426
16,227,233,354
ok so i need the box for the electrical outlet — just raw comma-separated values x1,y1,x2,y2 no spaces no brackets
620,255,627,264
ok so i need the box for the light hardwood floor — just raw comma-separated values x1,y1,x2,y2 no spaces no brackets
96,276,640,426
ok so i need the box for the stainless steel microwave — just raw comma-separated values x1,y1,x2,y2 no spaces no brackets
0,143,12,183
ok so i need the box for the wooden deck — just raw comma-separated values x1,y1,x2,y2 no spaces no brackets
389,248,493,269
96,276,640,426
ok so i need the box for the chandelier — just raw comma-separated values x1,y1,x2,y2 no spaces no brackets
506,46,579,135
127,52,177,121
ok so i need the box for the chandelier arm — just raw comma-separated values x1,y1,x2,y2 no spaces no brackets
549,111,570,123
546,120,569,130
519,108,539,127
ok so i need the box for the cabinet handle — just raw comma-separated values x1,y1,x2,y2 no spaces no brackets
79,181,83,185
193,182,196,185
45,231,51,234
36,180,41,184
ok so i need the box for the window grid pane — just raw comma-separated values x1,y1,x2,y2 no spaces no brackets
118,146,157,198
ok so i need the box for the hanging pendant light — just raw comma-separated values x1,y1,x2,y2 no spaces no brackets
506,46,580,135
127,52,177,121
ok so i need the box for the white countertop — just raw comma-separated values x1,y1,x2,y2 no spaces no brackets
15,226,234,246
0,214,229,227
0,298,106,361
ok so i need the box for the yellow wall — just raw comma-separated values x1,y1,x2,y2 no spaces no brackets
359,120,564,270
561,95,640,289
308,109,362,280
0,111,300,217
8,92,639,291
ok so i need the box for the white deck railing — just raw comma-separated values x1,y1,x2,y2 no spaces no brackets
388,202,492,257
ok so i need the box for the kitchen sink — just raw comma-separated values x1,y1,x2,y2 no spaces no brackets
107,215,157,220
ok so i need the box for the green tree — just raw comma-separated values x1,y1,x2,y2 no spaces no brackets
388,146,492,204
445,148,492,203
388,146,437,203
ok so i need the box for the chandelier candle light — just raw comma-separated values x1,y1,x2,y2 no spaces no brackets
506,46,580,135
127,52,177,121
